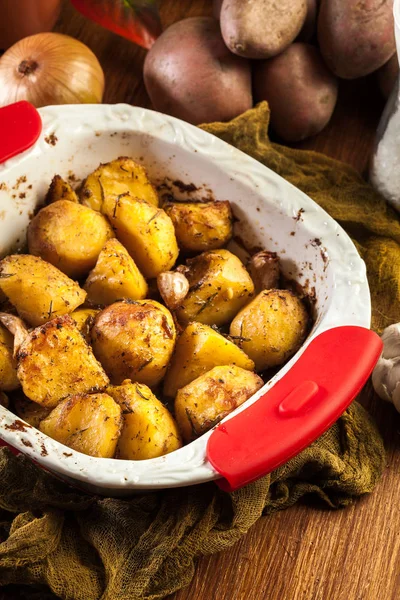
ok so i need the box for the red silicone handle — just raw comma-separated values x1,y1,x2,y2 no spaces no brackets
0,101,42,164
207,326,382,492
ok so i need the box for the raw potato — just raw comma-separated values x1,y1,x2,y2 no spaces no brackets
44,175,79,204
164,201,233,253
17,315,109,408
0,392,9,408
84,238,148,305
163,322,255,398
229,290,308,371
40,392,122,458
220,0,307,59
14,394,52,428
0,255,86,326
318,0,396,79
144,17,252,125
0,323,19,391
253,43,338,142
70,307,99,343
175,249,255,327
80,157,159,211
28,200,114,279
102,193,179,279
107,381,182,459
91,300,176,387
175,365,263,442
377,54,399,99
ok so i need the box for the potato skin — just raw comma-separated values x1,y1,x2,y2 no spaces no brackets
229,290,308,371
318,0,396,79
377,55,399,99
70,308,100,344
91,300,176,387
84,238,148,305
17,315,109,408
44,175,79,205
220,0,307,59
107,381,182,460
175,365,263,442
163,322,255,398
0,323,19,391
28,200,114,279
164,201,233,253
80,157,159,211
0,255,86,327
14,394,52,428
254,43,338,143
144,17,252,125
40,392,122,458
175,249,254,327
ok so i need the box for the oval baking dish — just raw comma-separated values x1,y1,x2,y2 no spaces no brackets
0,102,381,495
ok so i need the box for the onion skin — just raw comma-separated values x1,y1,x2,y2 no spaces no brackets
0,32,105,108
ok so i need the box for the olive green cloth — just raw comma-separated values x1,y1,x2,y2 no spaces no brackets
0,103,387,600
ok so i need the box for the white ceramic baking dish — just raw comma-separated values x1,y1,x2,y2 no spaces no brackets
0,103,381,495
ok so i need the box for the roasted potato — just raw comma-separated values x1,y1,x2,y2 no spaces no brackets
0,323,19,391
44,175,79,204
18,315,109,408
14,393,52,427
230,290,309,371
80,157,159,211
107,380,182,459
92,300,176,387
175,365,263,442
28,200,114,279
0,255,86,327
84,238,148,305
40,392,122,458
164,201,233,253
102,193,179,279
70,308,99,344
175,249,254,327
0,392,9,408
163,322,255,398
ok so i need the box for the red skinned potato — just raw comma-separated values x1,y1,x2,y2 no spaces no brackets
143,17,252,124
377,54,399,99
318,0,396,79
220,0,307,59
253,43,338,142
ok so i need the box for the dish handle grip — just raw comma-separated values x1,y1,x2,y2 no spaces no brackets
206,326,382,492
0,101,42,164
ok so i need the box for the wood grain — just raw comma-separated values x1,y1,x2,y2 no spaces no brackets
41,1,400,598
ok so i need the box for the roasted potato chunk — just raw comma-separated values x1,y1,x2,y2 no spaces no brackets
40,392,122,458
28,200,114,279
0,255,86,327
80,157,159,211
0,392,9,408
230,289,309,371
14,394,52,427
164,201,233,252
18,315,109,408
0,323,19,391
70,308,99,344
107,380,182,459
175,365,263,442
84,238,148,305
91,300,176,387
44,175,79,204
103,194,179,279
175,249,254,327
163,322,255,398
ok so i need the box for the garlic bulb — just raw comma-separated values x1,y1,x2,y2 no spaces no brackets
372,323,400,411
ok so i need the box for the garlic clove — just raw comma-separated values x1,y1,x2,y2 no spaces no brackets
157,271,189,311
0,312,29,357
248,250,280,292
381,323,400,359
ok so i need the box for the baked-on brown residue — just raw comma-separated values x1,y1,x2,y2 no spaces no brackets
41,443,48,456
172,180,198,193
5,419,31,432
45,133,58,146
21,439,32,447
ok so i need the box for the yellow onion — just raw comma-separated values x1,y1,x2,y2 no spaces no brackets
0,32,105,107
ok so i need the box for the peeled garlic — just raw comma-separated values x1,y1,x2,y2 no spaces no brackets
157,271,189,310
372,323,400,411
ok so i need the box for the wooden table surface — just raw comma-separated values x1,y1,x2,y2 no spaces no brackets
52,1,399,599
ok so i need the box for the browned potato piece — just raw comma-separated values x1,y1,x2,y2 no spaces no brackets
230,290,309,371
0,255,86,327
18,315,109,408
84,239,148,305
103,193,179,279
175,249,254,327
70,308,100,344
0,323,19,391
80,157,159,211
164,201,233,253
40,392,122,458
28,200,114,279
92,300,176,387
0,392,9,408
107,381,182,459
14,394,52,428
44,175,79,204
175,365,263,442
163,322,254,398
